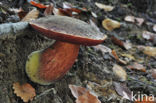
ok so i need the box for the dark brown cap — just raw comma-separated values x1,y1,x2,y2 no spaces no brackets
30,16,107,46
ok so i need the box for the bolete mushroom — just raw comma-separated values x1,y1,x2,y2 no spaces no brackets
26,15,107,85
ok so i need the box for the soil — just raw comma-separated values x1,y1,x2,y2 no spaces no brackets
0,0,156,103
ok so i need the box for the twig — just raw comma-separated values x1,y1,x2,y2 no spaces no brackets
50,0,56,7
34,88,56,100
0,3,14,15
0,22,28,39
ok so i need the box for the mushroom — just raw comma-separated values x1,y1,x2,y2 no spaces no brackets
26,15,107,85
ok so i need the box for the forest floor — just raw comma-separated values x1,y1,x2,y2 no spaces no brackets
0,0,156,103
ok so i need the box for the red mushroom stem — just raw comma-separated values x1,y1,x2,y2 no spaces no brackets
39,41,80,82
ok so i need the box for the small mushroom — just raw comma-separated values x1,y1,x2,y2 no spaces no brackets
26,16,107,85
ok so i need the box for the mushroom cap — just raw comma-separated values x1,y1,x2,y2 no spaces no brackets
30,16,107,46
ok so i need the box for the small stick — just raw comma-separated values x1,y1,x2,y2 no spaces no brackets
34,88,56,100
0,3,14,15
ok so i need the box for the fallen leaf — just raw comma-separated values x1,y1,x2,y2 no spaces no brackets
150,69,156,79
0,52,5,57
111,50,127,65
143,46,156,57
153,25,156,32
142,31,156,41
60,2,86,16
124,16,135,23
69,84,101,103
127,62,146,72
13,82,36,102
102,18,120,31
53,8,65,16
76,91,101,103
121,53,135,61
17,8,28,20
63,2,73,9
22,9,39,22
63,2,83,13
123,42,132,50
44,3,53,16
135,17,144,26
124,15,144,26
111,36,124,47
111,50,119,60
111,36,132,50
69,84,88,98
29,1,47,9
91,12,98,18
93,44,112,54
113,82,132,100
95,2,114,12
112,64,127,81
58,8,73,16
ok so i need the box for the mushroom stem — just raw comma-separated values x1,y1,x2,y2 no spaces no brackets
26,41,80,85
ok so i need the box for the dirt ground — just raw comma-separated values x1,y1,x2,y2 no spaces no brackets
0,0,156,103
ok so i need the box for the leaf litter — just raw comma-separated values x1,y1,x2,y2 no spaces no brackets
1,0,156,103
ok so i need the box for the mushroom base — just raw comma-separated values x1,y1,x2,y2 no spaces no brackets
26,41,80,85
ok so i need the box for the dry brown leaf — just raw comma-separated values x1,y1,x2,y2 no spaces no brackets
143,46,156,57
94,45,112,54
29,1,47,9
112,64,127,81
63,2,84,13
69,84,88,98
121,53,135,61
53,8,66,16
111,50,127,65
76,91,101,103
127,63,146,72
113,82,132,100
124,15,144,26
142,31,156,42
135,17,144,26
0,52,5,57
22,9,39,22
13,82,36,102
111,50,119,60
63,2,73,9
44,3,53,16
17,8,28,20
151,69,156,79
91,12,97,18
111,36,132,50
95,2,114,12
118,59,127,65
124,16,135,23
102,18,120,31
47,2,85,17
142,31,155,40
69,84,101,103
63,2,83,13
58,8,73,16
111,36,124,47
153,25,156,32
123,42,132,50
